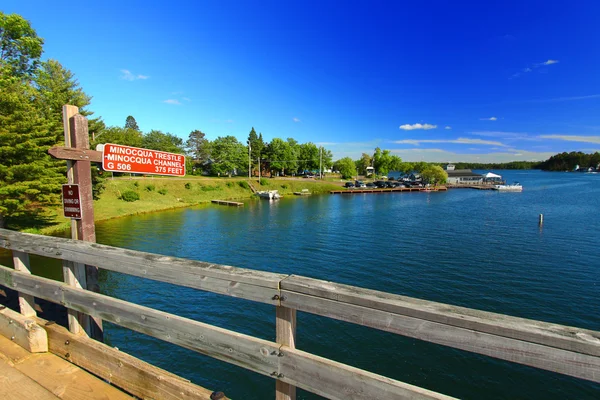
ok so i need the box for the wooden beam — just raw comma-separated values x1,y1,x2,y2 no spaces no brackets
70,113,103,341
281,275,600,358
276,306,296,400
278,347,454,400
0,229,282,305
12,251,35,317
0,266,281,378
280,290,600,384
48,147,102,162
62,105,89,337
39,319,218,400
0,356,59,399
0,305,47,353
0,267,451,399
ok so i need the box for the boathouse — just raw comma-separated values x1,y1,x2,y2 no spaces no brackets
444,164,483,184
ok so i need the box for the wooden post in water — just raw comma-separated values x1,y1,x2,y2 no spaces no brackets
276,306,296,400
62,105,103,340
539,214,544,226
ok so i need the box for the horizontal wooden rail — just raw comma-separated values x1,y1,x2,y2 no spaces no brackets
0,265,451,400
2,228,600,385
0,229,282,305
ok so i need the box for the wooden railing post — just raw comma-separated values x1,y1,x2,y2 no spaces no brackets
62,105,103,340
12,250,36,317
276,306,296,400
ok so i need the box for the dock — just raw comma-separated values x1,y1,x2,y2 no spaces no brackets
293,189,311,196
211,199,244,206
330,186,448,194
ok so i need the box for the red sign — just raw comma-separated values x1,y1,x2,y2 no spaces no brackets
62,184,82,219
101,144,186,176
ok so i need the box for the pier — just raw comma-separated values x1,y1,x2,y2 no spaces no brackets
211,199,244,206
330,186,448,194
1,228,599,399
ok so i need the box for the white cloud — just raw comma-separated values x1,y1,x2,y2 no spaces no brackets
387,149,554,163
510,59,559,79
393,137,507,146
182,97,191,102
529,94,600,103
293,117,301,123
399,123,437,130
539,135,600,144
316,142,338,146
163,99,181,105
542,59,559,65
120,69,149,81
445,126,451,130
479,117,498,121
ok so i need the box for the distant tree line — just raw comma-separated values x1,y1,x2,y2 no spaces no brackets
537,151,600,171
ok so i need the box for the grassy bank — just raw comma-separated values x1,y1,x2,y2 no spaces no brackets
34,176,342,235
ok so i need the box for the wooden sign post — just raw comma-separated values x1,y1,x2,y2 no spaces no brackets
60,105,103,341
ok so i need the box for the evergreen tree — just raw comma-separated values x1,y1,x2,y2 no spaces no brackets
125,115,140,131
142,130,184,153
185,129,211,161
0,72,64,228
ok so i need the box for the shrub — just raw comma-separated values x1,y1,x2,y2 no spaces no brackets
259,178,268,186
280,184,288,189
184,182,191,189
238,181,250,189
120,190,140,202
200,185,221,192
158,188,168,195
133,181,139,187
226,181,234,188
145,184,156,192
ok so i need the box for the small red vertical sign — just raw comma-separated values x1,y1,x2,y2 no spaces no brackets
62,184,82,219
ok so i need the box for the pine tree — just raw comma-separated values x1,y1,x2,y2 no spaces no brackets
0,72,64,228
125,115,140,131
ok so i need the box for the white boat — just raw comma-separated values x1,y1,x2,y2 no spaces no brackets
256,190,281,200
494,182,523,192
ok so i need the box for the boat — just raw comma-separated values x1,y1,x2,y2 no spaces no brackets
256,190,281,200
493,182,523,192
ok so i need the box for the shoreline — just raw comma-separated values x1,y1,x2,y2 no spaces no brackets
32,177,342,236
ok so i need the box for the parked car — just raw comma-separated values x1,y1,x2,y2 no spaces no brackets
374,181,386,188
344,182,355,189
354,180,366,188
366,182,376,188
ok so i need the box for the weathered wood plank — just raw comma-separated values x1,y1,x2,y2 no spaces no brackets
0,305,48,353
48,146,103,162
12,250,36,317
281,275,600,357
40,319,218,400
1,267,451,399
276,306,296,400
70,112,103,341
278,347,455,400
281,290,600,383
62,260,89,335
0,356,60,399
0,229,282,304
0,266,281,378
14,353,134,400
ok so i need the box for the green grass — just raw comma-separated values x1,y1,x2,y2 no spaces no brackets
33,176,343,235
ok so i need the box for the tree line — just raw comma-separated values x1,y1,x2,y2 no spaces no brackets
537,151,600,171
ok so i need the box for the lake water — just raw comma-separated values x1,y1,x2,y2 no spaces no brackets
3,170,600,399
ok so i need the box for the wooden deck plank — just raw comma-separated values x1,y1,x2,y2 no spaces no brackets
15,353,134,400
0,357,60,400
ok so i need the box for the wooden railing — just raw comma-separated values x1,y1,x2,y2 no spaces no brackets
1,228,599,399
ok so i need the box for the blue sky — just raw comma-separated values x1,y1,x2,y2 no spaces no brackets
4,1,600,162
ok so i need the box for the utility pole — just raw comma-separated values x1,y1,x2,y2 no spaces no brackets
247,141,251,179
258,156,261,181
319,146,322,179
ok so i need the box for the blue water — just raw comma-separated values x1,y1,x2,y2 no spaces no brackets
5,170,600,398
